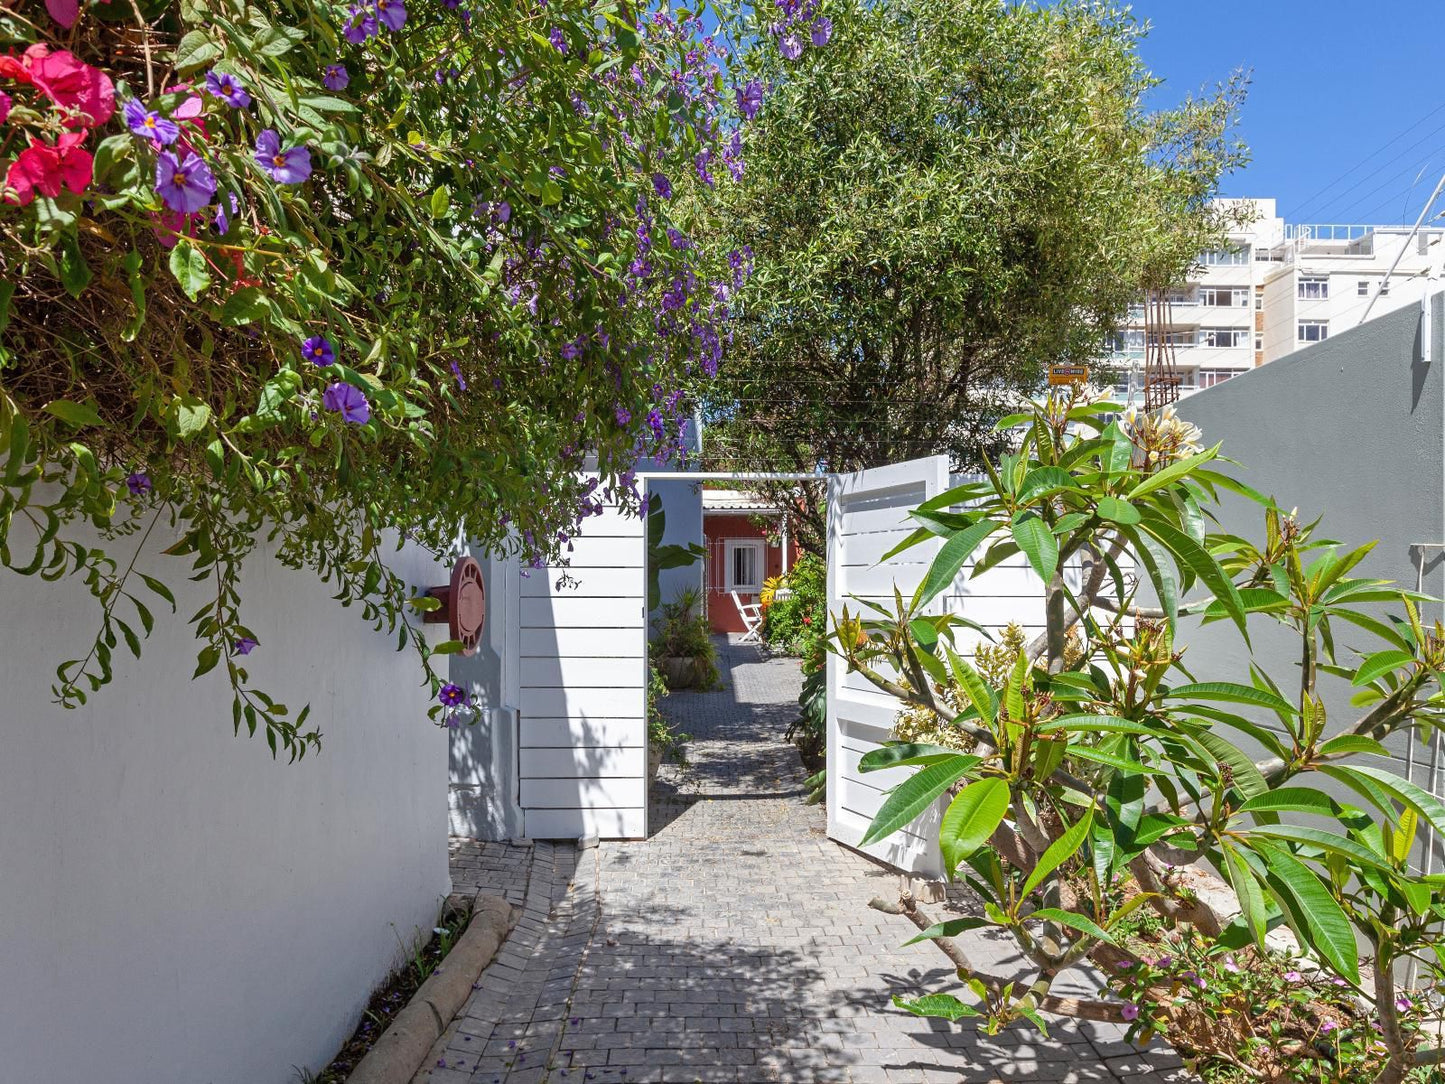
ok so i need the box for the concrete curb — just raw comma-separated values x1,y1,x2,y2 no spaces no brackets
346,894,516,1084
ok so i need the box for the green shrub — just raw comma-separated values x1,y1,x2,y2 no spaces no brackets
650,587,720,690
647,663,690,768
763,552,825,656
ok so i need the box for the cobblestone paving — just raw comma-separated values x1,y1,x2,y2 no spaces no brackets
419,638,1190,1084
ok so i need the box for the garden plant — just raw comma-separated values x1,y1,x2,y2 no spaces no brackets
831,386,1445,1083
0,0,758,752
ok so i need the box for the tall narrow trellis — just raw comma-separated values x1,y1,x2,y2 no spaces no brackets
1143,289,1182,412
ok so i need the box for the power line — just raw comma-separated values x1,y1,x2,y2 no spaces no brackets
1299,125,1445,224
1291,102,1445,221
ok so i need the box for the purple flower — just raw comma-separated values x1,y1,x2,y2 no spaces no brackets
123,99,179,145
234,637,258,656
1222,955,1240,974
255,129,312,185
615,405,631,426
323,64,350,91
1120,1003,1139,1022
810,16,832,46
323,381,371,424
1396,996,1412,1012
549,26,568,53
651,173,672,200
667,228,690,249
736,79,763,120
779,32,803,60
302,336,335,367
440,682,465,708
450,360,467,391
155,151,217,213
1284,970,1302,983
125,471,151,496
204,70,251,108
495,200,511,223
343,7,377,42
1321,1019,1337,1033
375,0,406,31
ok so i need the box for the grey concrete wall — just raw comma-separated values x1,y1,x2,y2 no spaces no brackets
1174,295,1445,859
0,527,450,1083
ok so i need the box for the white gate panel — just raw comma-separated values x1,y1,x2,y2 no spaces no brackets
518,489,647,840
826,456,950,876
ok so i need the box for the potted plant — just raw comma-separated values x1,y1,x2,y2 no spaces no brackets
646,664,690,780
650,587,720,690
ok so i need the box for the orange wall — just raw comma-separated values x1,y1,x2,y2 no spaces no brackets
702,513,802,633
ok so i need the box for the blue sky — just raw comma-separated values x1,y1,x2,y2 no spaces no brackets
1134,1,1445,226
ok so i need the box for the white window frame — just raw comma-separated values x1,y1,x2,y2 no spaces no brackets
1298,276,1329,300
1358,280,1370,297
724,539,764,592
1199,327,1246,348
1298,320,1329,343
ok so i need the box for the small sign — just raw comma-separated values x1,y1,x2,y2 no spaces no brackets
1048,365,1089,386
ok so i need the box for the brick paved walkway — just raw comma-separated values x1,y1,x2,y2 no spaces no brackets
420,638,1189,1084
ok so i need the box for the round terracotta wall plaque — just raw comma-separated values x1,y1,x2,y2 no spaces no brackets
424,555,486,656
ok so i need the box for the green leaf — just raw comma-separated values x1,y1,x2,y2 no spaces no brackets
192,645,220,679
1027,907,1115,945
57,231,92,297
168,239,212,301
429,185,452,218
940,778,1011,878
1020,808,1094,900
944,644,996,725
860,756,980,846
1035,714,1154,735
1235,787,1344,819
1163,681,1296,715
1318,734,1390,758
1139,515,1248,638
1124,446,1220,501
174,30,223,68
1246,824,1393,873
1011,513,1059,583
917,518,997,605
43,400,103,428
903,916,991,945
891,993,980,1021
1016,466,1077,504
1095,496,1141,525
1331,764,1445,838
1198,730,1269,800
858,745,977,773
1222,841,1268,948
1351,649,1416,686
1257,843,1359,983
169,396,212,440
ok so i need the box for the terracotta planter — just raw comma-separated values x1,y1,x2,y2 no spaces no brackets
659,655,696,689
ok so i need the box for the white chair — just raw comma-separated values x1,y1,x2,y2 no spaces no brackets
730,590,764,645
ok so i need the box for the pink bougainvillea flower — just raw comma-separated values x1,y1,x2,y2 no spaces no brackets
0,91,10,124
4,132,92,205
44,0,79,27
0,45,115,128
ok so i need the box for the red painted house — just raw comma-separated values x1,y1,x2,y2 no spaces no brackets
702,489,803,634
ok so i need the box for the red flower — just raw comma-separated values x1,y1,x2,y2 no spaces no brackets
44,0,79,28
802,616,812,625
0,90,10,124
0,45,114,128
5,132,93,206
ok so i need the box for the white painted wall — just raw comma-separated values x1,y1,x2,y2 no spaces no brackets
0,526,450,1084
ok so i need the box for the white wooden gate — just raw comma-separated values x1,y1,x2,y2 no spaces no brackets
826,456,951,876
519,494,648,840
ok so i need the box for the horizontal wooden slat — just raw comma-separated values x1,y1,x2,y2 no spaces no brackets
837,500,929,535
838,532,938,567
521,627,646,658
521,745,646,779
524,806,645,840
520,656,646,689
837,781,936,844
521,717,647,749
521,776,645,809
520,567,643,598
534,535,643,569
521,596,645,629
519,686,643,719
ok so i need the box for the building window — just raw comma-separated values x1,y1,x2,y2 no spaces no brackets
1381,281,1390,296
1298,276,1329,300
1254,289,1263,310
1199,246,1249,266
1198,370,1237,388
1298,320,1329,343
1358,280,1370,297
725,540,764,592
1199,286,1248,307
1199,327,1247,348
1254,333,1263,351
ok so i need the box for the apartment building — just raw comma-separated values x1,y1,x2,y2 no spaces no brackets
1109,198,1444,403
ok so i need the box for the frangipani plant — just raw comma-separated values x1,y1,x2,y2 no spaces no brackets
831,386,1445,1083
